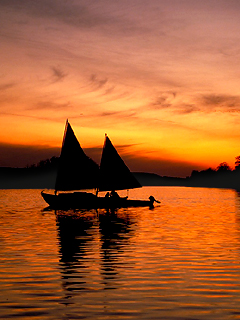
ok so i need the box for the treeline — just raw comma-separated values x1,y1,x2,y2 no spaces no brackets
26,156,59,171
1,155,240,190
24,154,240,190
0,157,60,189
187,156,240,190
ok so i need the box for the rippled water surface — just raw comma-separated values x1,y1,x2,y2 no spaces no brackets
1,187,240,319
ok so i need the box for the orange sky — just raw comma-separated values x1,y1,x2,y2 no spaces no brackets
1,1,240,176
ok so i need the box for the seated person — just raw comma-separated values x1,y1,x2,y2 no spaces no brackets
110,190,120,199
105,192,110,198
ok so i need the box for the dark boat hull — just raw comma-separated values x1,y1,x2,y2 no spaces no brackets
41,191,155,209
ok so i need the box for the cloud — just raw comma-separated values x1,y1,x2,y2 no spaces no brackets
0,0,145,36
0,82,17,106
83,74,116,97
31,101,73,111
0,82,16,91
99,111,121,117
72,143,201,177
85,74,131,102
150,96,172,110
147,92,201,116
201,94,240,112
114,149,203,177
96,109,138,124
0,141,201,177
0,1,97,27
82,144,138,164
90,74,108,90
0,112,68,123
51,66,67,82
82,146,102,164
177,104,200,115
0,142,60,167
150,92,240,115
148,92,176,110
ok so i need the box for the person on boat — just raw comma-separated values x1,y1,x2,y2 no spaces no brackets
110,190,120,199
105,192,110,198
149,196,160,204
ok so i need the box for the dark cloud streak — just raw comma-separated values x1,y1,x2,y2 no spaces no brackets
0,112,67,123
90,74,108,89
0,82,16,91
30,101,73,111
84,143,206,177
0,142,60,167
0,0,146,36
201,94,240,112
0,141,199,177
177,104,200,115
51,66,67,82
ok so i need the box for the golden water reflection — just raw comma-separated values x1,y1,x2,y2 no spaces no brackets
0,188,240,319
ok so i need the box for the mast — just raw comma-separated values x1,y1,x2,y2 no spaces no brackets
55,119,68,194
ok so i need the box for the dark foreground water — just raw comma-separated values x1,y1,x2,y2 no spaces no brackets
1,187,240,320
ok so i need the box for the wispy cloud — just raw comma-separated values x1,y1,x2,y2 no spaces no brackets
84,73,132,103
0,0,146,37
149,92,177,110
0,82,16,91
99,111,121,117
201,94,240,112
51,66,67,83
89,74,108,90
31,101,72,111
176,104,200,115
0,112,67,123
150,92,240,115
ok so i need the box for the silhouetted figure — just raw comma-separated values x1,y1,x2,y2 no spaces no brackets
105,192,110,198
149,196,160,204
110,190,120,199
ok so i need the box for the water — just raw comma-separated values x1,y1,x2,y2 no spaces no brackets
1,187,240,319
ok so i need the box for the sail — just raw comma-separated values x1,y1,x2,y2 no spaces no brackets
55,120,99,191
99,135,142,191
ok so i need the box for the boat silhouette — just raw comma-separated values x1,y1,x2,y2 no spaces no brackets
41,120,159,209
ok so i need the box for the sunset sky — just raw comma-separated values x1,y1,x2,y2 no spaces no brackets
1,0,240,177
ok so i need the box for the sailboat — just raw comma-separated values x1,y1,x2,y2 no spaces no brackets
41,120,159,209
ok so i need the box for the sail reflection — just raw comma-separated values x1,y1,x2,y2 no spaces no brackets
56,210,96,302
56,209,136,297
98,209,136,289
56,211,95,264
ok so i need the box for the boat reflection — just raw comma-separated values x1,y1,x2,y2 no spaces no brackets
56,208,136,299
98,209,136,289
56,210,96,264
56,210,96,304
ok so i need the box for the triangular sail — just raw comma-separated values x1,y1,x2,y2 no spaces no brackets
55,120,99,192
99,135,142,191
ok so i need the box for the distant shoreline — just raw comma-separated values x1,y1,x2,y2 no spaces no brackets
1,167,240,191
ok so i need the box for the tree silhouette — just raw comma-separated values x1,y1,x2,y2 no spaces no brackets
235,156,240,170
217,162,231,172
